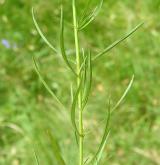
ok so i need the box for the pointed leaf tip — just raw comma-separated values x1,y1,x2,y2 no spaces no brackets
60,6,77,76
32,7,58,53
112,74,135,112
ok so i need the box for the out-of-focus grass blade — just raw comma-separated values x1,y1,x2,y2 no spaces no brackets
34,150,40,165
112,75,134,112
82,50,92,110
47,130,66,165
78,0,103,30
2,122,24,135
93,22,144,61
32,56,65,110
84,156,91,165
71,80,83,136
60,6,77,76
32,7,58,53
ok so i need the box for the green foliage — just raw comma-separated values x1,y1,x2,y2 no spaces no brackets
78,0,103,30
0,0,160,165
32,0,142,165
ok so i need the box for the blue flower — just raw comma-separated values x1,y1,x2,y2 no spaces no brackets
1,39,10,49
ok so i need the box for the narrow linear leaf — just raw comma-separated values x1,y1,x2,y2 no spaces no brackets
70,83,74,102
79,0,93,23
60,6,77,76
74,131,79,146
82,50,92,110
94,132,110,165
34,150,40,165
79,0,103,30
79,51,88,75
47,130,66,165
91,101,111,165
82,51,88,102
79,9,98,31
32,56,65,110
32,7,58,53
93,22,144,61
94,122,110,164
112,75,135,112
71,80,83,136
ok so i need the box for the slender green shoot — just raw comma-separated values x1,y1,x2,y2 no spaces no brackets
72,0,84,165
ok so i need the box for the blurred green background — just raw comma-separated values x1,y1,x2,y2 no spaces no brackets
0,0,160,164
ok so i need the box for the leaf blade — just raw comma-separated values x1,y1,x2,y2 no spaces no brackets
71,80,83,136
60,6,77,76
90,100,111,165
112,75,135,112
32,56,65,110
78,0,103,30
32,7,58,53
82,50,92,110
93,22,144,61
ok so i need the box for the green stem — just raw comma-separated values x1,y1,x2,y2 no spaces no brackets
72,0,84,165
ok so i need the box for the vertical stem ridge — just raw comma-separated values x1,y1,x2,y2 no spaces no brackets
72,0,83,165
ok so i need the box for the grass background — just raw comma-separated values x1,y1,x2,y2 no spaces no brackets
0,0,160,164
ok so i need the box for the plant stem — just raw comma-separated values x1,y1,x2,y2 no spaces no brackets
72,0,84,165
